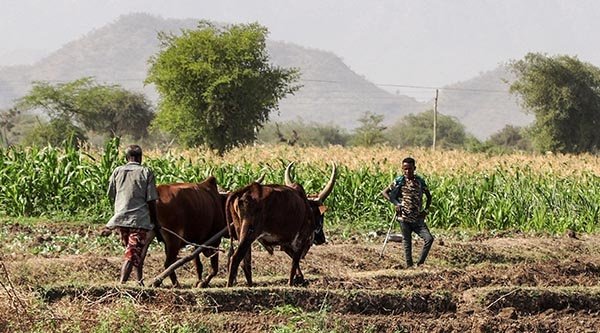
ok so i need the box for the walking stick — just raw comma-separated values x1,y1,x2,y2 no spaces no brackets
379,212,397,258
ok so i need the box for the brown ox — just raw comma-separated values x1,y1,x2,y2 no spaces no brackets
153,176,227,288
226,163,336,287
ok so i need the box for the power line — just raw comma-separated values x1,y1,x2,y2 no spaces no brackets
0,76,512,95
300,78,511,94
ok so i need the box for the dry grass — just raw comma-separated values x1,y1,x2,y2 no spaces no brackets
142,145,600,176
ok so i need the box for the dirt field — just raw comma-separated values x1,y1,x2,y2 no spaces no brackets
1,223,599,332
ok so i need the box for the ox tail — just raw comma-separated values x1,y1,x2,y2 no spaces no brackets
225,192,240,241
225,191,241,271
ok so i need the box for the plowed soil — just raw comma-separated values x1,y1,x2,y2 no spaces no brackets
1,223,599,332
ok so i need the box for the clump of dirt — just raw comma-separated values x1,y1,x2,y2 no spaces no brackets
443,243,518,267
480,287,600,314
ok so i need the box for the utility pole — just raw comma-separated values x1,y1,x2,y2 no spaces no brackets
432,89,438,151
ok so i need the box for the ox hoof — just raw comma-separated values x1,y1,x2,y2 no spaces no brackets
292,276,308,287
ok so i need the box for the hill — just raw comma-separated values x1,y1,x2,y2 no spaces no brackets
0,13,531,138
267,40,427,128
436,66,533,138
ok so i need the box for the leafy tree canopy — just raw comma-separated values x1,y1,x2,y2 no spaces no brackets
488,125,532,152
350,111,387,147
509,53,600,153
21,116,87,148
385,110,467,149
16,77,154,141
146,21,300,154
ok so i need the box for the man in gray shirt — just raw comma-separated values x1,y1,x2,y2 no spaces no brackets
106,144,159,285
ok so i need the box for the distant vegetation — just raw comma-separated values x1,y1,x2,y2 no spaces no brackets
384,109,468,149
12,77,154,147
1,139,599,234
256,110,531,153
1,30,599,156
257,120,351,147
2,99,532,153
0,13,529,139
510,53,600,153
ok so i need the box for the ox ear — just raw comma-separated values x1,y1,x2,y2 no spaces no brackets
318,205,328,214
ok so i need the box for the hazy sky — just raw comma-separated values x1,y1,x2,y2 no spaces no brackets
2,0,600,99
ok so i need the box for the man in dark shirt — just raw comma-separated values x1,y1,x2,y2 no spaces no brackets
382,157,434,268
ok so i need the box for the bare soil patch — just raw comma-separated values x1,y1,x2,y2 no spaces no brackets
1,223,600,332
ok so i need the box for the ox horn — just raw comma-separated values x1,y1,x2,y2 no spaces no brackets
255,173,265,184
317,163,337,202
284,162,295,186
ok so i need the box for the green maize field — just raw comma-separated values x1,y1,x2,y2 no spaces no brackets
1,138,599,234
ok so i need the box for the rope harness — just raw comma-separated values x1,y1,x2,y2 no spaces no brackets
157,226,224,254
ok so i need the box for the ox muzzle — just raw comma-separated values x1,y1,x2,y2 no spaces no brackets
313,215,326,245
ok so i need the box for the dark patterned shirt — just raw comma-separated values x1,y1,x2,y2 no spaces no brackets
388,175,428,223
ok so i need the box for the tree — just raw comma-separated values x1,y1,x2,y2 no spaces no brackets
21,116,87,148
0,108,38,147
0,108,19,146
350,111,387,146
487,125,532,151
385,110,467,148
274,123,299,146
146,21,300,154
16,78,154,141
257,120,350,147
509,53,600,153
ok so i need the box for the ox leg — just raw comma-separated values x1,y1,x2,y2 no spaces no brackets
199,249,219,288
241,247,253,286
227,240,234,274
294,264,305,284
192,253,204,288
283,247,306,286
163,238,181,288
295,267,306,286
289,255,302,286
227,237,254,287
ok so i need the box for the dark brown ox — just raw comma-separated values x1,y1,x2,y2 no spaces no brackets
153,176,227,288
226,163,336,287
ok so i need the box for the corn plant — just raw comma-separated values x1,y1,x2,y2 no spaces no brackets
1,141,599,234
